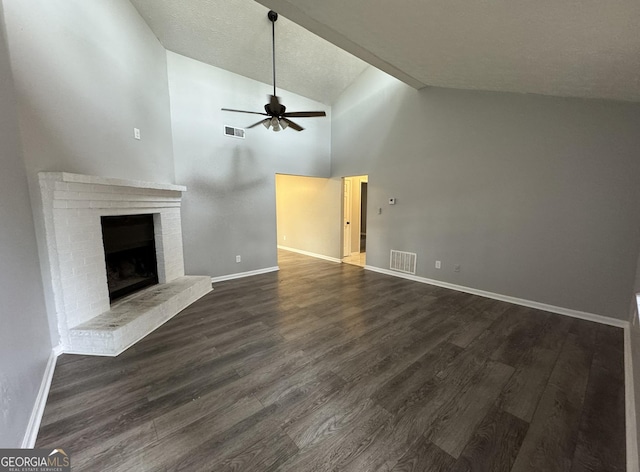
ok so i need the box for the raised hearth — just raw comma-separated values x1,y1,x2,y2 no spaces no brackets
68,276,211,356
37,172,211,356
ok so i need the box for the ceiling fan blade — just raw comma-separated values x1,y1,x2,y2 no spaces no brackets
221,108,268,116
247,119,271,129
281,118,304,132
282,111,327,118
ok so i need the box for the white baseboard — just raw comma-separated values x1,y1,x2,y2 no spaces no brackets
364,265,627,328
52,344,63,357
278,245,341,264
21,345,61,448
210,266,279,284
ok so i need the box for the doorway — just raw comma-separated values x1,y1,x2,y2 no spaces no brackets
342,175,368,267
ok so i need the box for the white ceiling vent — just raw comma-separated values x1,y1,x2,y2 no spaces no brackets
224,126,245,139
390,250,417,275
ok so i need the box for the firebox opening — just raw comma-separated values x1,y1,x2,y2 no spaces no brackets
101,214,159,302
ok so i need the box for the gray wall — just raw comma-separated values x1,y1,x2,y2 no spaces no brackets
332,67,640,320
2,0,174,183
275,174,341,259
167,52,332,277
0,3,51,447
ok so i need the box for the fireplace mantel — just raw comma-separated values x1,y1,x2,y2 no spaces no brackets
37,172,211,356
43,171,187,192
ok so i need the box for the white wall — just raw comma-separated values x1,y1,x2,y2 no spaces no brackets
332,67,640,320
0,2,51,447
168,52,332,278
276,174,341,259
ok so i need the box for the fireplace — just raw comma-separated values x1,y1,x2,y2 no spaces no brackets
37,172,212,356
101,215,159,302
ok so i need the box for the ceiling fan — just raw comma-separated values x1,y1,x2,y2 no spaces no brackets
221,10,326,132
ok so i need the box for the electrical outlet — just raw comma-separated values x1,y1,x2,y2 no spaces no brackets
454,264,461,272
236,255,241,263
283,235,286,241
435,261,441,269
133,128,141,140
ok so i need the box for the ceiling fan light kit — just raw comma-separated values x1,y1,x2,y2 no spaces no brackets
221,11,326,132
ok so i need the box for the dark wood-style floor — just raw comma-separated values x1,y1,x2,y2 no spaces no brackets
37,250,626,471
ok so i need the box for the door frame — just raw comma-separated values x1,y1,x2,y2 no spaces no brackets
342,177,352,257
360,180,367,253
341,175,369,260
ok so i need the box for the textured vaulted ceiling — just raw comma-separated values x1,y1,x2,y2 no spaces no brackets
132,0,640,103
129,0,369,105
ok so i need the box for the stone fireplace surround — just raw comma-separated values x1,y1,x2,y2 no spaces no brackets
38,172,211,356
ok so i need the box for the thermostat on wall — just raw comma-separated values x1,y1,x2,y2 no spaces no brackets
388,198,396,205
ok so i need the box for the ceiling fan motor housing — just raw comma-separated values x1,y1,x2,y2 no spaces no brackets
265,103,286,116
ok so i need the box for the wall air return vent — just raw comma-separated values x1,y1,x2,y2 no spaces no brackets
224,126,245,139
390,250,417,275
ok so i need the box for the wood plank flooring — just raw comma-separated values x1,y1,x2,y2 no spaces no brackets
36,250,626,471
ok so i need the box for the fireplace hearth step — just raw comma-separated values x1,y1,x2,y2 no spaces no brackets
67,276,212,356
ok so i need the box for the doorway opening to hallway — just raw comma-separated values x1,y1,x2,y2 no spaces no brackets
342,175,368,267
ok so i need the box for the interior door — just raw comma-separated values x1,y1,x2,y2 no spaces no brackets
343,178,352,257
360,181,367,252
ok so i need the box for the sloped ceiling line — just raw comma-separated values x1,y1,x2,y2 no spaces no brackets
131,0,640,103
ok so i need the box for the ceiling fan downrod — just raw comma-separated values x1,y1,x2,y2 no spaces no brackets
268,11,278,98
